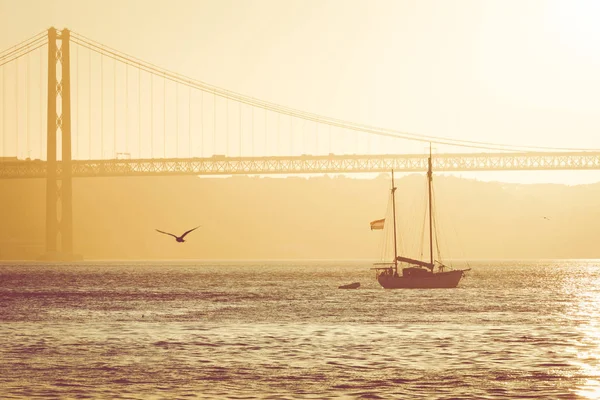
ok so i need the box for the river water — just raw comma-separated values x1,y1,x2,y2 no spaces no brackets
1,260,600,399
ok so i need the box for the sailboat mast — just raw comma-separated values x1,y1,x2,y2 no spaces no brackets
427,144,434,266
391,170,398,269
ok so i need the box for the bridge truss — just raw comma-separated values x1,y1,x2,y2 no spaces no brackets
2,151,600,178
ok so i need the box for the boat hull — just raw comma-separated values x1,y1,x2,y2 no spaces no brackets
378,269,464,289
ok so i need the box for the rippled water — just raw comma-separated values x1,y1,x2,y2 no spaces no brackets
1,260,600,399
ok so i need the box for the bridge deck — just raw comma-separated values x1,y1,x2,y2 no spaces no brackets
1,152,600,178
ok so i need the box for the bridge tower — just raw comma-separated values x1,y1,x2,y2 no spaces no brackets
40,27,80,261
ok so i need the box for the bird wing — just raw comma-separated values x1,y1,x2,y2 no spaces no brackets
181,226,201,239
156,229,178,238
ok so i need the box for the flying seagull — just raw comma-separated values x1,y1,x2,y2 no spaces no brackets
155,226,201,243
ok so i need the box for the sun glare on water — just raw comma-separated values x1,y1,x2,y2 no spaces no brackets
571,268,600,399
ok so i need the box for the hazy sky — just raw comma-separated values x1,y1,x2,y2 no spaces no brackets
1,0,600,184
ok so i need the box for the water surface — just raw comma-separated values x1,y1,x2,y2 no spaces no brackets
1,260,600,399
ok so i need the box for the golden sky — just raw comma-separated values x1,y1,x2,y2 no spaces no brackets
1,0,600,184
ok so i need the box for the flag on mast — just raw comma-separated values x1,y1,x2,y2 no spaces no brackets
370,218,385,230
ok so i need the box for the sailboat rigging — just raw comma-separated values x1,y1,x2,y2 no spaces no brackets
371,145,470,289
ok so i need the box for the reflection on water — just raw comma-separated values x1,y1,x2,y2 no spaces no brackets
571,267,600,399
1,260,600,398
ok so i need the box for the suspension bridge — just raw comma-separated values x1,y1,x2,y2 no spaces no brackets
1,27,599,260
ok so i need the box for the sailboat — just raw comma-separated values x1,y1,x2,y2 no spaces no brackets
370,145,469,289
